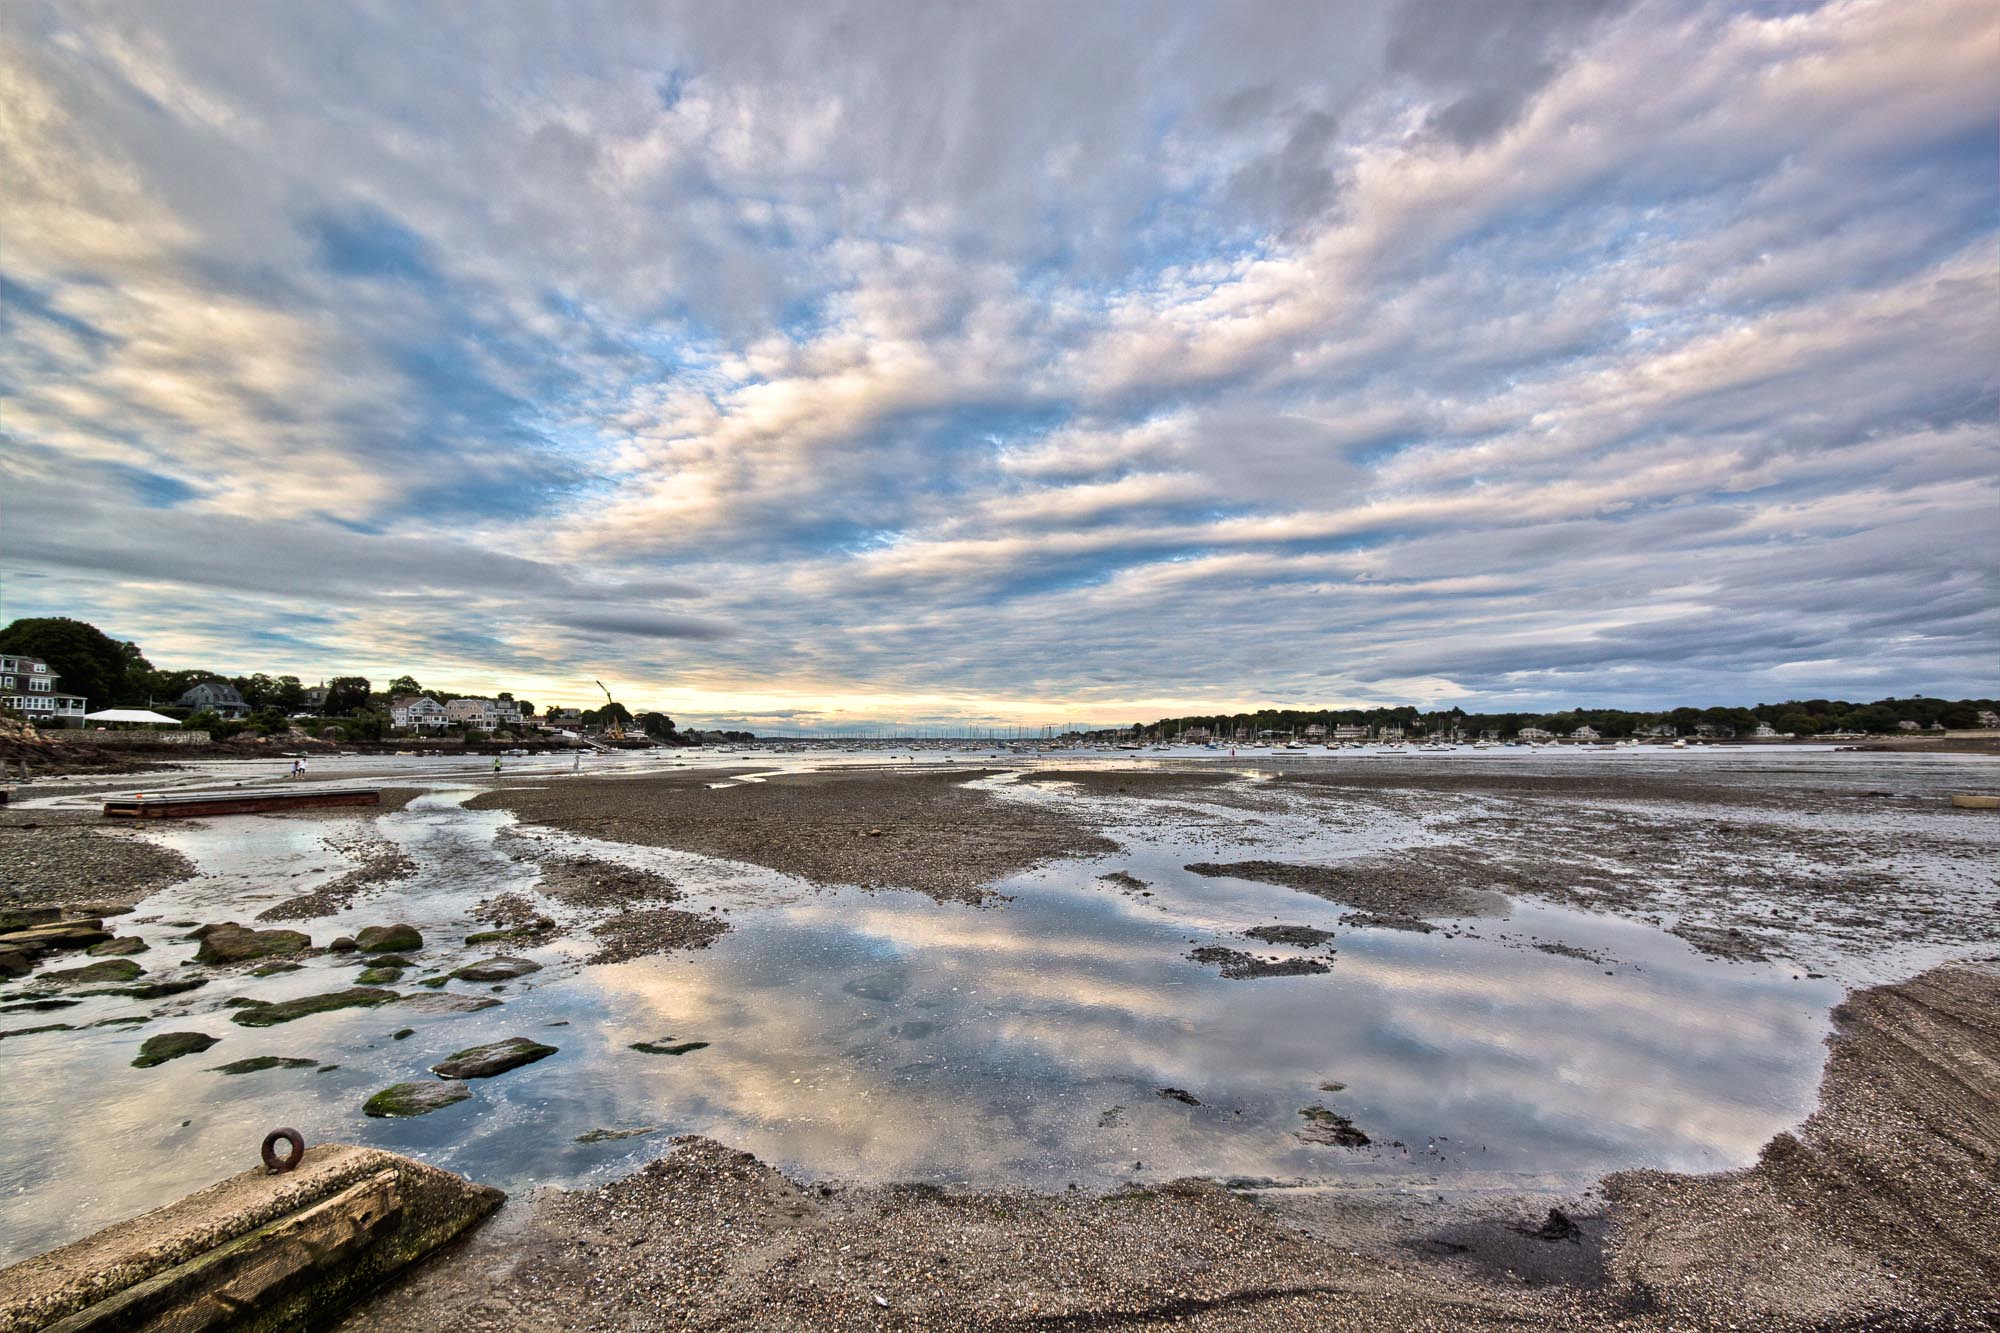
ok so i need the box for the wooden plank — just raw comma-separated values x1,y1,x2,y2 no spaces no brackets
101,790,380,819
43,1170,402,1333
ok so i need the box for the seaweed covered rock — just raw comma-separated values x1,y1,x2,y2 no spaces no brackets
364,1081,471,1117
230,988,398,1028
354,924,423,953
193,923,311,965
133,1031,219,1068
453,955,541,982
431,1037,557,1080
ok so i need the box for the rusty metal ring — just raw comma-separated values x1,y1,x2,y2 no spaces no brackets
261,1128,305,1174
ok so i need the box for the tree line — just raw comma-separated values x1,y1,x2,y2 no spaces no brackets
1121,695,1997,741
0,617,691,741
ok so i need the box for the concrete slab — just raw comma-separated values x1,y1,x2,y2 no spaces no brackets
0,1143,502,1333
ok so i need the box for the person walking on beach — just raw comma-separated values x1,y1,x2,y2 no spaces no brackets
290,758,303,779
493,755,503,774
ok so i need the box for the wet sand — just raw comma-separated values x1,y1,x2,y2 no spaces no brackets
470,767,1117,905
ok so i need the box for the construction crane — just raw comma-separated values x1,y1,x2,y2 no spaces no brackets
593,679,625,740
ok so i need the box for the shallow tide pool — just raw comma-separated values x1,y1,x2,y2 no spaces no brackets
0,757,1950,1263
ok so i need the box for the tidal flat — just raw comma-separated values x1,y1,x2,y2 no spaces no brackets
1,746,1995,1327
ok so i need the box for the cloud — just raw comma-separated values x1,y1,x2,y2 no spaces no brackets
0,0,1994,725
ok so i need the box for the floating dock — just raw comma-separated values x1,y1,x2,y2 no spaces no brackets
102,788,381,819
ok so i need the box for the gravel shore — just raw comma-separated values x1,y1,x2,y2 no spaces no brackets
471,768,1117,905
0,815,193,914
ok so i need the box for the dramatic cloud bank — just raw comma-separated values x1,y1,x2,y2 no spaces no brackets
3,0,1994,728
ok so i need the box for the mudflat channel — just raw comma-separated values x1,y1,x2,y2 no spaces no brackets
1,747,1994,1327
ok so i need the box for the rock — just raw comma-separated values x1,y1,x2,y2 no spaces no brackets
394,992,502,1014
355,966,403,985
77,978,207,1000
86,937,150,957
362,954,415,969
355,924,423,953
431,1036,558,1079
575,1126,657,1143
133,1031,220,1068
0,1023,73,1042
1186,945,1330,979
465,919,556,946
630,1039,708,1056
452,955,541,982
392,1028,415,1040
0,921,111,958
250,961,304,977
194,923,312,965
364,1080,472,1117
230,988,399,1028
0,948,30,979
1524,1207,1582,1242
1157,1087,1201,1106
328,936,358,952
0,908,62,933
1243,924,1336,947
1296,1105,1370,1147
43,959,145,986
212,1056,319,1075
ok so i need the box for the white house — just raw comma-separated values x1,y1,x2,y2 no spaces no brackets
1332,724,1369,740
0,654,87,727
1570,725,1601,742
390,695,448,731
489,699,525,729
1518,726,1555,742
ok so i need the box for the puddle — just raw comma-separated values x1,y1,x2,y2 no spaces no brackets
2,748,1990,1264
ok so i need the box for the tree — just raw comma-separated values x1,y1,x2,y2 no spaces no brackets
0,617,147,708
323,676,371,716
634,711,678,740
247,706,292,736
584,701,633,731
1774,711,1820,737
387,675,422,698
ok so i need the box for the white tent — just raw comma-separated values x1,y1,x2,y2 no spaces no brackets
82,709,182,726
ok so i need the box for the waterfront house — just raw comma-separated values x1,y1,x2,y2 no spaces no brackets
178,680,250,719
0,654,88,727
1570,725,1601,742
390,695,448,731
301,683,329,710
1334,724,1369,741
445,698,498,730
489,699,525,729
1518,726,1555,742
544,706,585,730
1303,724,1327,739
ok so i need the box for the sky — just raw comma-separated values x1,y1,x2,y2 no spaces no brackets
1,0,1995,731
